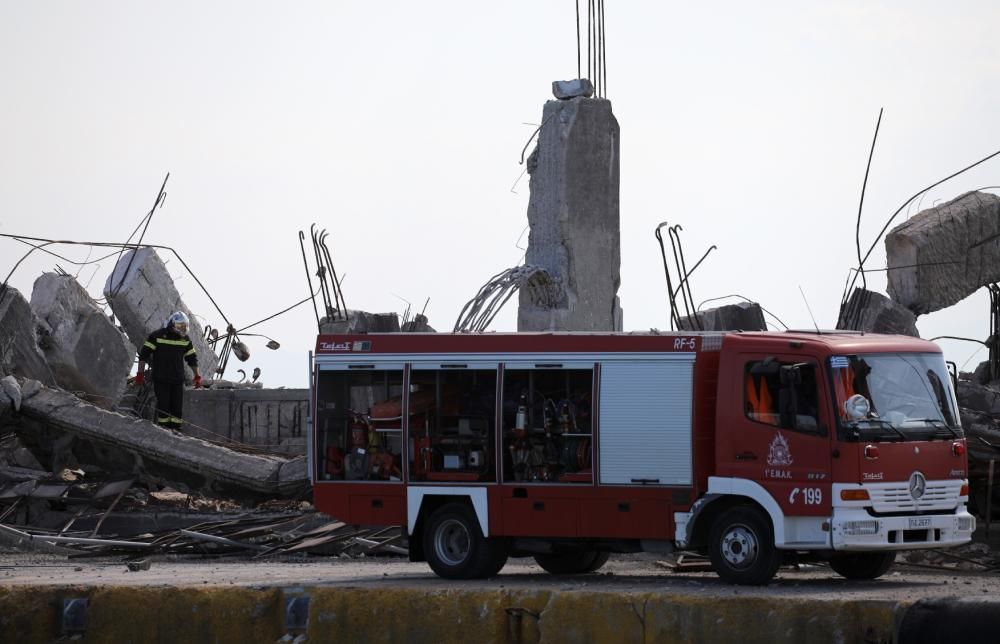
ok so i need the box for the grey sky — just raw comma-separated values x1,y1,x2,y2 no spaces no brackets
3,2,1000,387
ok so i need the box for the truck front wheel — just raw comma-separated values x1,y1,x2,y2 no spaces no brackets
829,552,895,580
423,502,507,579
534,550,610,574
708,506,782,585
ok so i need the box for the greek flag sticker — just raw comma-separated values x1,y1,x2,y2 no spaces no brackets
830,356,849,369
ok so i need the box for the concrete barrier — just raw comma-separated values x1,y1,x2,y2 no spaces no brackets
0,585,910,644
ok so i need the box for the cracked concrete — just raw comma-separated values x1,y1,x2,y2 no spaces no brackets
886,190,1000,314
518,96,622,332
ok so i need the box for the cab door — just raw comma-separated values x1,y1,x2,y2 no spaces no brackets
716,353,833,525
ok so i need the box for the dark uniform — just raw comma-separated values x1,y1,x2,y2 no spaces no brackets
138,326,198,429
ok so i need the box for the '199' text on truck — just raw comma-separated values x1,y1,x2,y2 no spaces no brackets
309,331,974,585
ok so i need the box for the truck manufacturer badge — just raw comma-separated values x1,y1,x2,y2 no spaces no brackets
909,471,926,500
767,432,793,467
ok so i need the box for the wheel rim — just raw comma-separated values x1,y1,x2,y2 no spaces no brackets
720,523,759,569
434,518,471,566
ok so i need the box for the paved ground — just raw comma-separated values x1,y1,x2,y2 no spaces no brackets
2,552,998,602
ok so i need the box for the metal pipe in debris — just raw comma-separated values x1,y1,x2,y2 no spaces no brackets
180,529,267,551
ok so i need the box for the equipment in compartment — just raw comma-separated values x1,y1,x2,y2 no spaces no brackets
506,392,591,482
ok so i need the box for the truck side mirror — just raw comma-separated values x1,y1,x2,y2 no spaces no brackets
779,364,802,385
750,357,780,376
778,387,798,429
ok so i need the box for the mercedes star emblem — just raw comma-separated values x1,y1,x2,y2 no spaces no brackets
909,471,926,500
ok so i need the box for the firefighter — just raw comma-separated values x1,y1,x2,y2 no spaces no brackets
135,311,202,429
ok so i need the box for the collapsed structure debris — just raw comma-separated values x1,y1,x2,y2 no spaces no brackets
679,302,767,332
104,247,219,379
886,191,1000,315
32,272,134,408
836,288,919,336
3,377,306,497
0,287,56,386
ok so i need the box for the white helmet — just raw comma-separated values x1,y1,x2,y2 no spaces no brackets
168,311,190,335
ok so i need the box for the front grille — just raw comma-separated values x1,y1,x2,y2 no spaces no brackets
867,480,961,513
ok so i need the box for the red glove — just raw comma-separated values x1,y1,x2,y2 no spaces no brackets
194,375,203,388
134,372,145,386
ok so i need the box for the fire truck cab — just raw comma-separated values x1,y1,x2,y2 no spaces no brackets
309,331,974,585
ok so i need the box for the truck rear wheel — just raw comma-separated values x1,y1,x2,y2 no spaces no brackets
829,552,895,580
534,550,610,575
423,502,506,579
708,506,781,585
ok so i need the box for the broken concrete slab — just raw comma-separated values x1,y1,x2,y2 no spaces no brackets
518,97,622,332
103,248,219,379
401,313,436,333
320,310,401,334
31,273,134,408
836,288,919,337
0,287,55,386
886,191,1000,314
15,378,306,497
552,78,594,100
679,302,767,332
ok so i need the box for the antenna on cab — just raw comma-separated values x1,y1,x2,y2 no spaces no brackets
798,285,821,334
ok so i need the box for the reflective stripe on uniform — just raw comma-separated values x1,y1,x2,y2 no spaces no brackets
184,348,196,357
144,341,157,351
155,338,190,347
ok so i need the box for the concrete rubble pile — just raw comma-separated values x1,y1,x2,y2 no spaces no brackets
0,251,314,503
320,311,436,334
1,376,306,497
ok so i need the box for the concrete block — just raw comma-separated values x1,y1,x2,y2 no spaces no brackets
886,191,1000,314
552,78,594,99
1,375,21,412
31,273,133,408
320,310,400,334
518,97,622,332
184,388,308,455
679,302,767,332
0,287,55,386
103,248,218,378
401,314,435,333
835,288,919,337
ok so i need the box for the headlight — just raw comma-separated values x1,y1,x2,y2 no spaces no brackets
958,516,975,532
841,519,880,536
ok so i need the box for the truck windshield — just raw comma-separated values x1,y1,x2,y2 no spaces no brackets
830,352,962,441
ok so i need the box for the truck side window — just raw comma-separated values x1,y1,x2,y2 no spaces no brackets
408,369,497,483
744,361,820,434
315,369,405,482
501,368,593,483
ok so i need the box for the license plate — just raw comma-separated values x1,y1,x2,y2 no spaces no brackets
908,517,932,529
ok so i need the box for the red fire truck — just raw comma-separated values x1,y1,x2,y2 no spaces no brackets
309,331,974,585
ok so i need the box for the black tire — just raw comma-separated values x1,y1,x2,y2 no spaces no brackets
423,502,506,579
829,552,895,580
534,550,610,574
708,506,782,585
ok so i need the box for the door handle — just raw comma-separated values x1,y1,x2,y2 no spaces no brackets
532,501,545,511
371,499,383,509
735,451,758,461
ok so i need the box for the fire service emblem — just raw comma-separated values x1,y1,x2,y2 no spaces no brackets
767,432,794,467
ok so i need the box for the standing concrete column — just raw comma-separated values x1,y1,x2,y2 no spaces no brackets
517,93,623,332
